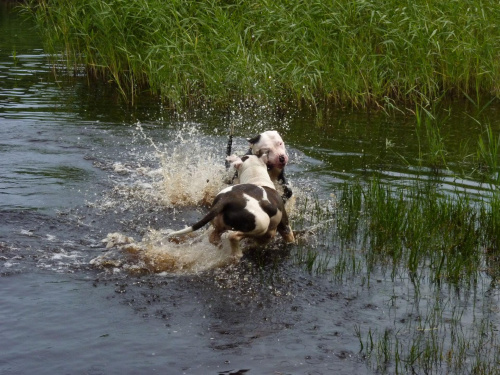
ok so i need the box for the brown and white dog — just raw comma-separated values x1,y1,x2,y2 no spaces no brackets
168,154,294,258
228,130,293,201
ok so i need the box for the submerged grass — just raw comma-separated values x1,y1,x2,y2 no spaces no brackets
24,0,500,108
291,106,500,283
293,178,498,284
291,178,500,373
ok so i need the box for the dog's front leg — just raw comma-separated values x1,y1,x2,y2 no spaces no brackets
278,170,293,201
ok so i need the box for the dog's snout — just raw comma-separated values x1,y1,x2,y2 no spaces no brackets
279,155,286,163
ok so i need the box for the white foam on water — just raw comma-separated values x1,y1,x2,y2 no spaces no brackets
4,260,18,268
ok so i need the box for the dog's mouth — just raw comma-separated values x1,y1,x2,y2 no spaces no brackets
278,154,288,167
257,150,287,169
266,161,285,170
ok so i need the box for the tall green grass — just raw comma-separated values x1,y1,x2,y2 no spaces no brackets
24,0,500,108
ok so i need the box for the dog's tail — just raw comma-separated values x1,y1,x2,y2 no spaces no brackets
225,122,235,169
167,201,224,238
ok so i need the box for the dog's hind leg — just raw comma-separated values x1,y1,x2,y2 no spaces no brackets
228,231,245,259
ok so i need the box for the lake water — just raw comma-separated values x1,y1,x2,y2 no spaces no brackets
2,4,500,374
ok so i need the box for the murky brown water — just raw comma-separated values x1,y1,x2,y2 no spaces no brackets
2,4,500,374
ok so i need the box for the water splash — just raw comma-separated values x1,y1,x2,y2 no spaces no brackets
134,122,228,207
91,229,236,274
90,121,311,274
91,123,249,274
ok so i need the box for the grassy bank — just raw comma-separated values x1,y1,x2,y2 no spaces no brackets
24,0,500,109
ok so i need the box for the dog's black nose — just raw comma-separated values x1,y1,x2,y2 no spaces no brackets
279,155,285,163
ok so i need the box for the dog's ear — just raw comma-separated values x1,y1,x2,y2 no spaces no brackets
247,134,261,145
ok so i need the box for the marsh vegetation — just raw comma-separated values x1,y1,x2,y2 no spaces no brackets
24,0,500,109
290,108,500,373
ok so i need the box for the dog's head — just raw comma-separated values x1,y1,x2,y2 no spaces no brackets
247,130,288,170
